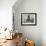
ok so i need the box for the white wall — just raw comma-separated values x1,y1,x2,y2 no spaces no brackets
13,0,41,46
0,0,16,29
41,0,46,46
0,0,46,46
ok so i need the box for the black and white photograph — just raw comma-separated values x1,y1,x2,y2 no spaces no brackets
21,13,37,25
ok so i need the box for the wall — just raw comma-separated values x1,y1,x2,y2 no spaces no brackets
41,0,46,46
0,0,16,30
13,0,41,46
0,0,46,46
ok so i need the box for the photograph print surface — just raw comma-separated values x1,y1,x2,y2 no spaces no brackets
21,13,37,26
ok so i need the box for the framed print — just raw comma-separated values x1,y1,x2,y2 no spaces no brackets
21,13,37,26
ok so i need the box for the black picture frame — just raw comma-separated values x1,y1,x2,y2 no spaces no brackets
21,13,37,26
